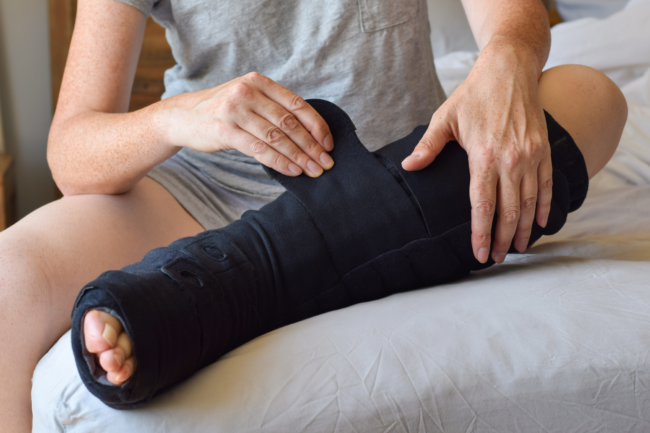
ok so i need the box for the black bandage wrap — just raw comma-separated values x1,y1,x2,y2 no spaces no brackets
70,100,589,409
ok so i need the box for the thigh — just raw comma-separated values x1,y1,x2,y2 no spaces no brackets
0,176,203,350
538,64,628,178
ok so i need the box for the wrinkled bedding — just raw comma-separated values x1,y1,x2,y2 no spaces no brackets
32,2,650,431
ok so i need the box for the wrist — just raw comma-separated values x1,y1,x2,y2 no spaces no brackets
153,96,186,151
477,38,544,81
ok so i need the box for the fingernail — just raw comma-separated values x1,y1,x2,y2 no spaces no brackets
319,152,334,169
516,238,529,252
324,134,334,151
307,160,323,177
288,163,302,175
407,153,421,160
495,253,506,263
478,247,489,263
540,215,548,228
102,323,117,348
114,352,124,368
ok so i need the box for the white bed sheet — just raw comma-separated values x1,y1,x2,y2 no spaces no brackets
545,0,650,88
555,0,629,22
31,184,650,432
32,3,650,432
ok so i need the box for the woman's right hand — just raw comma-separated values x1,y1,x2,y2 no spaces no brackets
164,72,335,177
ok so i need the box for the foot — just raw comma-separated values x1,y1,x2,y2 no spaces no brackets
83,310,136,385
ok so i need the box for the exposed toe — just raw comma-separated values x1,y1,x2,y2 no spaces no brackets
107,357,136,386
84,310,123,353
83,309,137,385
99,347,125,373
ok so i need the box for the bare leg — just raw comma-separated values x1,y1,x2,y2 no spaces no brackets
538,65,627,179
0,177,203,432
83,65,628,387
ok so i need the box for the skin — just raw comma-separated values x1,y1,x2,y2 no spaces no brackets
0,0,627,430
86,64,629,386
0,177,204,432
49,1,335,198
404,0,553,264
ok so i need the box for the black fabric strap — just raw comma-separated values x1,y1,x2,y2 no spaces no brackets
70,99,589,409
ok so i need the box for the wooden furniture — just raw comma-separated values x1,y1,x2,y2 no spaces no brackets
0,154,16,231
129,17,176,112
47,0,561,197
49,0,175,197
49,0,175,113
48,0,560,114
543,0,563,27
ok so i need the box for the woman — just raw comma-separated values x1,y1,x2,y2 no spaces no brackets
0,0,626,430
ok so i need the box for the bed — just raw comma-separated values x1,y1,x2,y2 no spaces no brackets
32,1,650,431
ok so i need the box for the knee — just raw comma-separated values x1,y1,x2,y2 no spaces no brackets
539,64,628,176
542,64,627,127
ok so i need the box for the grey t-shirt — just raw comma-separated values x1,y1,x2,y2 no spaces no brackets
118,0,447,197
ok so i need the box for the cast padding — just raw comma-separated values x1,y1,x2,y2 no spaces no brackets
71,99,589,409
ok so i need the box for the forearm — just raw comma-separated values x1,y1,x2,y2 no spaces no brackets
48,100,179,196
461,0,551,75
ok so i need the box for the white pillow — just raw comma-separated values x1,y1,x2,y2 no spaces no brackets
555,0,629,21
426,0,631,58
545,0,650,88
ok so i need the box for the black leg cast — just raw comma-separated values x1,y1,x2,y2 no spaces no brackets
71,99,589,409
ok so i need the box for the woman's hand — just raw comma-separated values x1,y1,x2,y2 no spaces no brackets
402,43,553,264
53,1,334,195
164,72,334,178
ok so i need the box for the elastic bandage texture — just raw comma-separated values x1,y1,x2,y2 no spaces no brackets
70,99,589,409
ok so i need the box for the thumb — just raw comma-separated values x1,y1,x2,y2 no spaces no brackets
401,113,454,171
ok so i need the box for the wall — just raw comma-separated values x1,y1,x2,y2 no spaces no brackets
0,0,54,219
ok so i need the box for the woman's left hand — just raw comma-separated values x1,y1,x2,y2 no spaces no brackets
402,43,553,264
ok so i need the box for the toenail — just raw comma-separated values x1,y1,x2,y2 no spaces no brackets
102,323,117,348
121,365,132,382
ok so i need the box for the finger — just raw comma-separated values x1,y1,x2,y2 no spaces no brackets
491,175,522,264
225,126,304,177
402,113,453,171
536,153,553,227
469,164,498,264
245,72,334,151
513,171,538,253
252,97,334,171
238,113,324,177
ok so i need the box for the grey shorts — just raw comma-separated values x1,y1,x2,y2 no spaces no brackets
147,151,284,230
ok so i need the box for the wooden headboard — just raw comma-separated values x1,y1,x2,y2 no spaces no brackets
48,0,175,113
